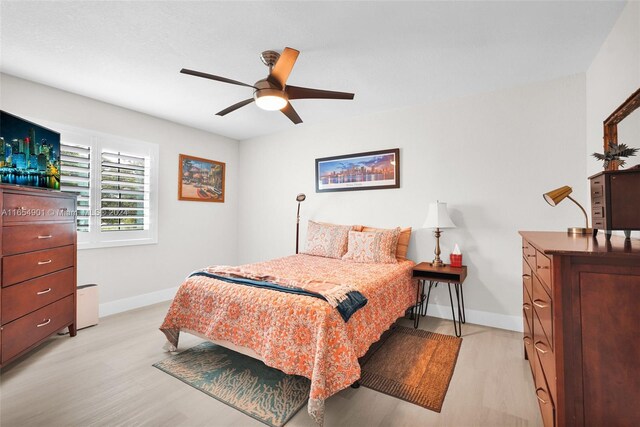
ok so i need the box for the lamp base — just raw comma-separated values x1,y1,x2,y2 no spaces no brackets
431,259,445,267
567,227,592,235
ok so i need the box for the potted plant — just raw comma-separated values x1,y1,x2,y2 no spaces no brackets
592,143,638,170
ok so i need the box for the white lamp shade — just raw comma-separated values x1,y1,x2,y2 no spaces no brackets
423,201,456,229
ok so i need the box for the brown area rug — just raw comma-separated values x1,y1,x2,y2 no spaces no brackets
360,325,462,412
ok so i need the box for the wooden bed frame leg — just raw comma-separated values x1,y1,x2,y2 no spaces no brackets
351,380,360,389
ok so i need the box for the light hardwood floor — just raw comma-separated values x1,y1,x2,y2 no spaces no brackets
0,302,541,427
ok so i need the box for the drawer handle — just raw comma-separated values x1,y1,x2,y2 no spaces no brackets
37,235,53,239
523,337,532,345
526,254,535,258
534,341,549,354
533,300,549,309
37,319,51,328
37,288,52,295
595,201,601,205
537,265,550,270
523,303,531,310
38,259,53,265
535,388,549,404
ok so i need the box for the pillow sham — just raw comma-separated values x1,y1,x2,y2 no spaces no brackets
342,228,401,264
302,221,356,259
362,226,412,260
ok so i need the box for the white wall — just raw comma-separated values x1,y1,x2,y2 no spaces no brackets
237,74,587,331
586,1,640,238
0,73,239,315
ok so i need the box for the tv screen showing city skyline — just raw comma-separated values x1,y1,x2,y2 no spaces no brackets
0,110,61,190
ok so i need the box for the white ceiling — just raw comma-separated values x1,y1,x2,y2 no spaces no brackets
0,1,626,141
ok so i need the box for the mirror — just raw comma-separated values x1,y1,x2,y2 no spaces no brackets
602,87,640,171
617,107,640,169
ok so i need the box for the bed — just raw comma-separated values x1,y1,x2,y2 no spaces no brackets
160,228,415,425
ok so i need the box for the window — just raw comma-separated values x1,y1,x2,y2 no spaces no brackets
100,150,149,232
55,123,158,249
60,142,91,232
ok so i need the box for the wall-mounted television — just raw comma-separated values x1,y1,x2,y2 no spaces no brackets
0,110,61,190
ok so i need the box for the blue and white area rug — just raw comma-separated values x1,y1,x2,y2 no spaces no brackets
153,342,310,427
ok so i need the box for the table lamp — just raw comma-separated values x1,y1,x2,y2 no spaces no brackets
543,185,591,235
423,201,456,266
295,193,306,254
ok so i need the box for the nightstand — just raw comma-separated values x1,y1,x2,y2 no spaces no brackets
412,263,467,337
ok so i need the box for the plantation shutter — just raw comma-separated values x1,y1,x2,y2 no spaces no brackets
100,150,149,232
60,142,91,232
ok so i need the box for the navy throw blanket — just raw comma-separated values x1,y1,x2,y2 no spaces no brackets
189,271,367,322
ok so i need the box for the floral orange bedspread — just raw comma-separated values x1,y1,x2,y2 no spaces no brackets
160,254,416,424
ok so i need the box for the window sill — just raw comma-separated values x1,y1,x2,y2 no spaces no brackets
78,237,158,250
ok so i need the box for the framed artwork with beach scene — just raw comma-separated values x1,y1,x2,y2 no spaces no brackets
178,154,225,202
315,148,400,193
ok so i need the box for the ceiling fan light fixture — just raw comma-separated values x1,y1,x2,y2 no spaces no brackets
254,88,288,111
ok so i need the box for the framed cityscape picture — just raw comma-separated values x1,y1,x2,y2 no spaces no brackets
178,154,225,202
315,148,400,193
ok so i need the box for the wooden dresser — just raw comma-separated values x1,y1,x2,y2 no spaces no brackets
1,185,77,367
589,168,640,237
520,231,640,426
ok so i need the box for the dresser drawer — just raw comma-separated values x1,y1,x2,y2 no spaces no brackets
2,193,75,224
591,196,605,210
523,283,533,334
534,351,555,427
1,268,74,324
591,205,605,219
3,223,76,256
534,312,556,403
1,295,74,364
522,239,536,268
533,273,553,347
593,218,607,229
2,245,75,287
535,251,552,293
523,258,533,301
523,311,534,378
590,179,605,199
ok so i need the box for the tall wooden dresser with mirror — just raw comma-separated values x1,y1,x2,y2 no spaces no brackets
0,185,77,367
520,231,640,427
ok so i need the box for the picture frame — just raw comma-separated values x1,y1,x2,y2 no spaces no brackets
178,154,225,202
315,148,400,193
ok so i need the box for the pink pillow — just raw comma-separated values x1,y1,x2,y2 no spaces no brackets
342,228,400,263
302,221,356,259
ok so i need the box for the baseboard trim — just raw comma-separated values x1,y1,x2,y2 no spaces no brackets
423,302,523,332
99,286,178,318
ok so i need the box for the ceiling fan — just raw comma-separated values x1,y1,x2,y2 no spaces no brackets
180,47,355,125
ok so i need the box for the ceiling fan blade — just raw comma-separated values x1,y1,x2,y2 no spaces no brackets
286,85,355,100
216,98,255,116
268,47,300,88
281,102,303,124
181,68,256,89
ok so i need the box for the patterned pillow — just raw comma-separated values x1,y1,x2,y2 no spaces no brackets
342,228,401,263
362,226,412,260
302,221,355,259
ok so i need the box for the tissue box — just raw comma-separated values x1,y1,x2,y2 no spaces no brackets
450,254,463,267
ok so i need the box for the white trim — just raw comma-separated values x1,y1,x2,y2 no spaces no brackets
99,286,178,318
423,302,523,332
